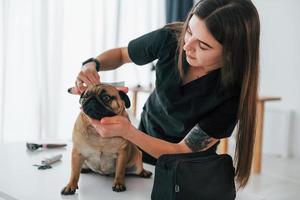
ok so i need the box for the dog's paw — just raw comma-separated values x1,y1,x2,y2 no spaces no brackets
61,184,78,195
139,169,153,178
112,183,126,192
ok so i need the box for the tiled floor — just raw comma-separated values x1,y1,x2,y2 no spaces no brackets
237,155,300,200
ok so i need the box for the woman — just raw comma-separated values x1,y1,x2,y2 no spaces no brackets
74,0,260,188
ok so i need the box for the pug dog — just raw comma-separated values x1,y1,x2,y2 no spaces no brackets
61,83,152,195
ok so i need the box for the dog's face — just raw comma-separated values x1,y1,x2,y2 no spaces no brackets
79,84,130,120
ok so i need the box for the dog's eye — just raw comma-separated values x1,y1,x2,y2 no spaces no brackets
101,94,111,103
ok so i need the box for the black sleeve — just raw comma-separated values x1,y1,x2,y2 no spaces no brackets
127,28,173,65
198,96,240,139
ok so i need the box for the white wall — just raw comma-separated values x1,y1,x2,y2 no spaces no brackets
0,0,165,143
252,0,300,158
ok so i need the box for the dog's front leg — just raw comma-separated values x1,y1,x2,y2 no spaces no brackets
61,147,85,195
112,148,127,192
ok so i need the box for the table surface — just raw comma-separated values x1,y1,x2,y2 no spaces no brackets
0,142,155,200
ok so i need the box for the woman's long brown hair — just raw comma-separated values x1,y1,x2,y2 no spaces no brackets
175,0,260,188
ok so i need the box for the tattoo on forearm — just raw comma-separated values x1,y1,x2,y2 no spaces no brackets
184,125,212,152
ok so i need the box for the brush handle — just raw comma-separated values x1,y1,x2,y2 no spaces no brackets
43,144,67,149
102,81,125,87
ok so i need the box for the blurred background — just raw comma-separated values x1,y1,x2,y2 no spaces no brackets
0,0,166,142
0,0,300,198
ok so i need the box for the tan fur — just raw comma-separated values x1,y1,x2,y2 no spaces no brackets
61,84,151,195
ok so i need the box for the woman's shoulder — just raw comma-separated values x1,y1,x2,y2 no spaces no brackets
131,23,181,49
143,22,183,45
162,22,184,39
145,23,183,58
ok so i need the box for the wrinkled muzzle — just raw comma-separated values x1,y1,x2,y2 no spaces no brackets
81,95,116,120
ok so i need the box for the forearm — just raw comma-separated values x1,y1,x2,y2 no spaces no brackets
90,116,219,158
124,127,189,159
96,47,130,71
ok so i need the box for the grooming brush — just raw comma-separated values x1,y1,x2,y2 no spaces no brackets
26,143,67,151
67,81,125,94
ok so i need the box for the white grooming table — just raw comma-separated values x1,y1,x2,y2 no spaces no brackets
0,142,155,200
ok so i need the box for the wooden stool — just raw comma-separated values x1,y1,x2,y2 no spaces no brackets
219,96,281,174
130,85,153,117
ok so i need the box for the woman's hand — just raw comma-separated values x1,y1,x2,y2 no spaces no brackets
75,62,101,93
84,114,135,139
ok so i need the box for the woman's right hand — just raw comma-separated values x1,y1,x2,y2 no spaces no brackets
75,62,101,93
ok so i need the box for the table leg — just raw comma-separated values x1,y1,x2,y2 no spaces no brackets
253,101,265,174
132,90,138,117
219,138,228,154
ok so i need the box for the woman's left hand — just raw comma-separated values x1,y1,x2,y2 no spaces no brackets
84,114,135,139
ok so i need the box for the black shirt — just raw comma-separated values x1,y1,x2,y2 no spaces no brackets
128,27,240,144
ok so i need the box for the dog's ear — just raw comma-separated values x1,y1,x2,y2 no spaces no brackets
118,91,131,108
